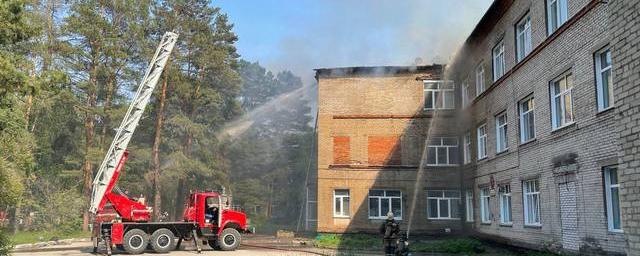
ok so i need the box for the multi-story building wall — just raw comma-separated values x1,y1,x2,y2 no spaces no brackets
448,0,625,254
315,65,465,234
610,0,640,255
315,0,632,254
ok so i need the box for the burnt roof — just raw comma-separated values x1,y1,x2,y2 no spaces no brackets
314,64,444,80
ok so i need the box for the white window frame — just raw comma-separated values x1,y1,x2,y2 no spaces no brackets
480,187,491,223
368,190,402,220
427,190,461,220
516,14,532,62
423,80,455,110
426,137,459,166
477,124,487,160
519,96,536,143
547,0,568,35
496,112,508,153
604,166,623,232
550,72,574,130
492,40,505,81
499,184,512,225
476,64,485,96
462,82,470,108
463,132,472,164
595,47,613,111
523,179,541,226
333,189,350,218
466,190,474,222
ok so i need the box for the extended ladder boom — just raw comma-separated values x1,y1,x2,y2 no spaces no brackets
89,32,178,214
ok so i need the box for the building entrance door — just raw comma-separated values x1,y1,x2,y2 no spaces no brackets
559,181,579,251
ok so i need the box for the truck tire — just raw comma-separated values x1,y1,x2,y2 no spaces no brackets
217,228,241,251
123,229,148,254
208,239,221,250
150,228,176,253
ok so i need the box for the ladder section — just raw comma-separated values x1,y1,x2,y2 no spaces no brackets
89,32,179,214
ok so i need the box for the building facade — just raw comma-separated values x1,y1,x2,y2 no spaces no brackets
316,0,634,254
315,66,465,234
448,0,625,254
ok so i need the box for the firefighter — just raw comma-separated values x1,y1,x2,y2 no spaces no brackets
205,203,219,225
379,212,400,255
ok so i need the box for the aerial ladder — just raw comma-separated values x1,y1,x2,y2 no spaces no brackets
89,32,249,255
89,32,178,221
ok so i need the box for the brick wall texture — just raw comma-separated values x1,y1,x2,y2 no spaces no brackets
610,0,640,255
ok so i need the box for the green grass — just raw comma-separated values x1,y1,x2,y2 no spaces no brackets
314,233,381,250
411,238,485,254
10,230,90,245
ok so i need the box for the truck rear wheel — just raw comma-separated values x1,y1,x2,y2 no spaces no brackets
208,239,221,250
123,229,148,254
150,228,176,253
217,228,241,251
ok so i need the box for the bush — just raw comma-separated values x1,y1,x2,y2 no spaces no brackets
0,229,12,256
411,238,485,254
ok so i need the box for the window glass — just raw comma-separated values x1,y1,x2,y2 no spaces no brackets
427,190,461,219
517,14,532,61
550,73,574,129
424,81,455,110
523,179,541,225
493,40,505,81
595,48,613,111
477,124,487,159
476,64,485,96
519,97,535,142
605,166,622,231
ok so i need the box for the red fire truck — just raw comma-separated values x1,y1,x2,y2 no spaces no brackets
89,32,250,255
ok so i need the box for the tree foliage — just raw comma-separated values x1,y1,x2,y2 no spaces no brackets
0,0,314,236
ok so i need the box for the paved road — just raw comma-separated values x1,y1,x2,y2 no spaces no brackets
12,246,323,256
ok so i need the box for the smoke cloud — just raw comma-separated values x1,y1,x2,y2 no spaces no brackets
220,0,492,85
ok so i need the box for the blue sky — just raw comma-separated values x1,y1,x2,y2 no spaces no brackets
217,0,493,84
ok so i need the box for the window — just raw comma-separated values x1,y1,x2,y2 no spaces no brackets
368,190,402,219
523,179,541,226
496,112,508,153
519,96,536,143
604,166,622,232
493,40,505,81
462,82,470,108
550,73,574,129
427,137,459,166
427,190,461,220
547,0,568,35
333,189,350,217
499,184,512,224
424,80,455,110
477,124,487,160
476,64,485,96
595,47,613,111
463,132,472,164
516,14,532,62
480,187,491,223
466,190,474,222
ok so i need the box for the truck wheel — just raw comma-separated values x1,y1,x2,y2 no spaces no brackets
208,239,221,250
123,229,148,254
217,228,241,251
150,228,176,253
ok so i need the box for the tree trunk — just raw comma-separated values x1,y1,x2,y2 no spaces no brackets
81,91,96,231
82,50,99,232
152,73,168,220
100,77,115,148
9,206,21,234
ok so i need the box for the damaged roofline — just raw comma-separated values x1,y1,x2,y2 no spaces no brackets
314,64,445,80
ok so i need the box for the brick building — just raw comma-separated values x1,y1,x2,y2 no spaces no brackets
315,0,635,254
610,0,640,255
315,65,465,234
447,0,625,254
